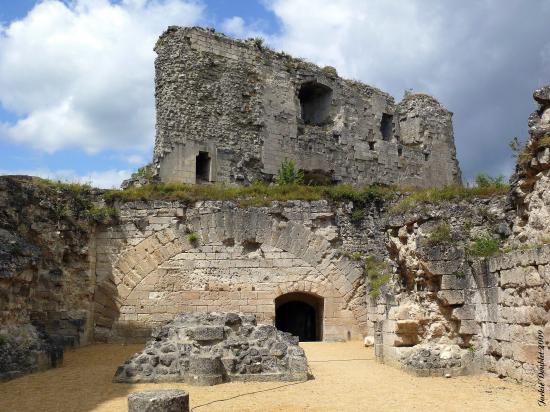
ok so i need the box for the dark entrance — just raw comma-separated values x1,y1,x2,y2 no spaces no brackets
275,292,323,342
195,151,211,182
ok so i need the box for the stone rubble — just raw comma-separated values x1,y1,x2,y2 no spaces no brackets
113,312,309,385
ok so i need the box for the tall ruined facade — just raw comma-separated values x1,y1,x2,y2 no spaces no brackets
152,27,461,188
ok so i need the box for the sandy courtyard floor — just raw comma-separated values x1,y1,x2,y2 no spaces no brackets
0,341,544,412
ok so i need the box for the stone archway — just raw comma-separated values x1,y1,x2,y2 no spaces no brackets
275,292,323,341
94,205,369,342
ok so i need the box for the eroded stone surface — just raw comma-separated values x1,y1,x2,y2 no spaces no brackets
128,389,189,412
113,312,309,385
146,26,461,188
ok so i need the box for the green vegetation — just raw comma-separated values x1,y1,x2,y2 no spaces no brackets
276,159,304,185
467,236,500,257
132,166,154,182
345,252,363,261
474,173,506,189
187,232,199,245
388,183,508,215
251,37,264,49
427,222,452,244
0,334,6,346
539,134,550,148
34,178,117,225
84,206,118,224
350,208,365,224
364,256,391,298
104,181,393,207
321,65,338,77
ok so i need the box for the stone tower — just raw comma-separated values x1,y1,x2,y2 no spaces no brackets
152,26,462,187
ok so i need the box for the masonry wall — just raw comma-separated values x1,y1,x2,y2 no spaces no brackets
484,246,550,387
93,199,388,343
152,26,461,187
367,193,549,387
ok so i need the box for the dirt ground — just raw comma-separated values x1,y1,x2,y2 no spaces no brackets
0,341,544,412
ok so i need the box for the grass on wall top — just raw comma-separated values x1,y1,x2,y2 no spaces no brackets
33,174,509,211
103,182,394,207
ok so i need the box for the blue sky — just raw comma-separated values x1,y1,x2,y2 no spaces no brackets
0,0,549,187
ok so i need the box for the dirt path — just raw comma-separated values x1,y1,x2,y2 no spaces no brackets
0,341,543,411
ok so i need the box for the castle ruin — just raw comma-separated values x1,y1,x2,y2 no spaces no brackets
152,27,461,188
0,27,548,397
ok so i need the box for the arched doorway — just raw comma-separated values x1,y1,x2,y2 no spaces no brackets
275,292,323,342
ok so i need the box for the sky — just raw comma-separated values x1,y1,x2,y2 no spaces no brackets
0,0,549,188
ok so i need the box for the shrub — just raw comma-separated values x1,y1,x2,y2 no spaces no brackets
350,208,365,223
364,256,391,298
474,173,506,189
539,134,550,148
134,166,154,181
346,252,363,261
427,222,451,244
187,232,199,245
85,206,118,224
252,37,264,48
467,236,500,257
321,65,338,77
276,159,304,185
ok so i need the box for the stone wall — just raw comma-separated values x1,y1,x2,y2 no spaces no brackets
152,26,461,187
0,176,98,379
484,247,550,388
370,195,549,388
93,199,387,343
0,175,547,388
372,195,513,373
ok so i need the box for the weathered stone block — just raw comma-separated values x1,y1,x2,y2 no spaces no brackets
458,320,480,335
437,290,465,306
192,326,224,341
500,267,526,287
440,274,468,290
127,390,189,412
452,305,475,320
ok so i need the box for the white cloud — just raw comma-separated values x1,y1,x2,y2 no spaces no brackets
0,167,132,189
0,0,203,153
221,16,268,40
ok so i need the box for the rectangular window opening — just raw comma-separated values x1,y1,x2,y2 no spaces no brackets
196,151,211,183
380,113,393,141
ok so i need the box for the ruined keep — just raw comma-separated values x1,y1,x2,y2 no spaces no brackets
152,27,461,187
